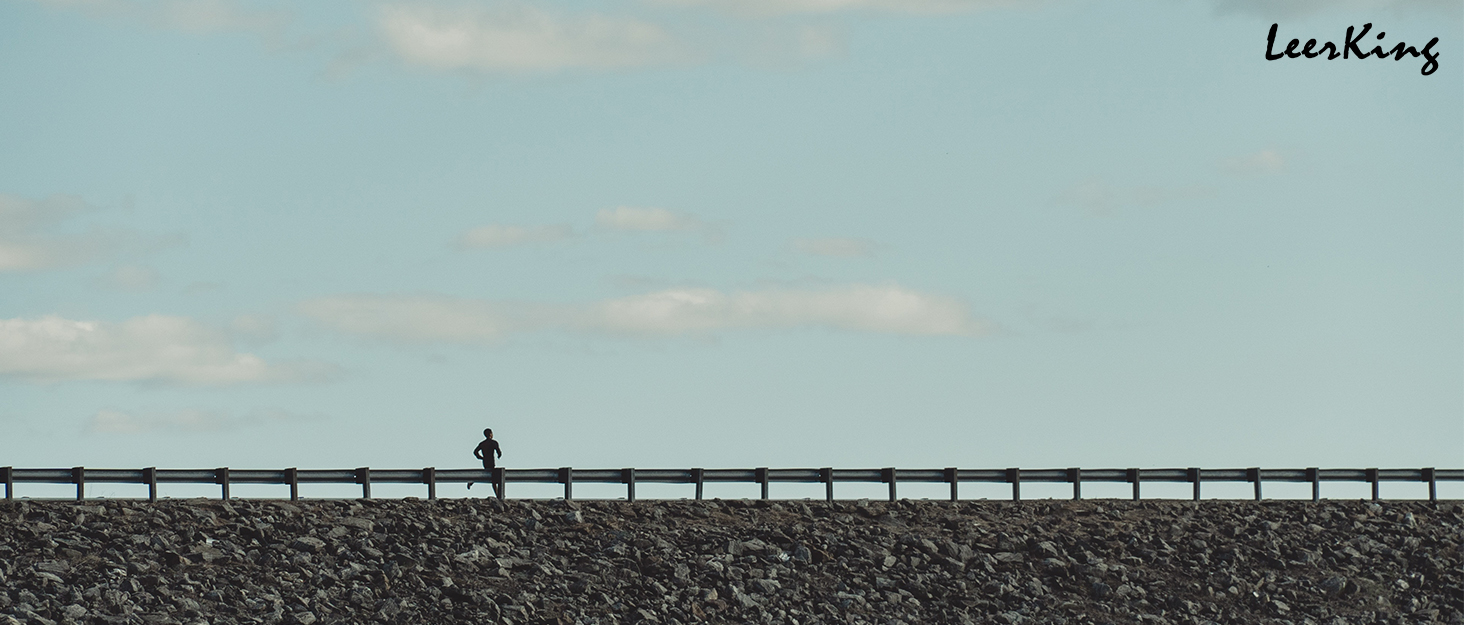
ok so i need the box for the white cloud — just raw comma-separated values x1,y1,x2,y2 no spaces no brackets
595,207,710,232
97,265,160,291
377,3,691,72
229,314,279,344
794,237,877,258
299,294,532,343
0,315,332,385
654,0,1019,16
1056,178,1216,216
0,194,179,273
456,223,574,249
301,284,988,342
1207,0,1460,18
87,407,323,435
1221,149,1286,177
28,0,291,40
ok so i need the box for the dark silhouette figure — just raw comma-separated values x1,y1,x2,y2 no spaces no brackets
470,428,502,498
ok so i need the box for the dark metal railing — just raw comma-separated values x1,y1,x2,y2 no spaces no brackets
1,466,1458,503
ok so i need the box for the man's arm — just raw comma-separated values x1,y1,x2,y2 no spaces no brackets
495,442,502,459
473,442,484,459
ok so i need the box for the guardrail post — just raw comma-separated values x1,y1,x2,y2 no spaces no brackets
1247,467,1261,501
1127,468,1141,501
623,468,635,502
1423,468,1436,502
1307,467,1319,502
946,467,959,502
493,467,505,500
356,467,371,499
1188,467,1201,501
1069,467,1081,500
1007,468,1020,502
558,467,572,501
144,467,157,502
286,467,299,501
73,466,85,501
821,467,833,502
2,467,12,500
1366,468,1378,501
424,467,437,500
692,468,704,500
217,467,230,500
757,467,769,500
883,467,897,502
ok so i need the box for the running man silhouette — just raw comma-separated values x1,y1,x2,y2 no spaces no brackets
470,428,502,498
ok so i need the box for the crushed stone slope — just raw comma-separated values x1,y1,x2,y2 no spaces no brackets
1,498,1460,624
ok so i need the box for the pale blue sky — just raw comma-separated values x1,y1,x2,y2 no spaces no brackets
1,0,1460,498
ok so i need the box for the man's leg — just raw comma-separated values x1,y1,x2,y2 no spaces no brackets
489,463,501,499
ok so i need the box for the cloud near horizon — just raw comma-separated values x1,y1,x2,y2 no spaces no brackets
1207,0,1460,19
1221,149,1286,177
377,3,691,72
300,284,988,343
0,315,334,385
87,407,324,434
1056,177,1216,216
654,0,1019,16
28,0,292,41
794,237,878,258
0,194,180,273
455,223,575,249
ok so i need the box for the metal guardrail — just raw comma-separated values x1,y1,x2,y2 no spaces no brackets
1,466,1458,503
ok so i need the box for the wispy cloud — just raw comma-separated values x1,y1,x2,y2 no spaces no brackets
654,0,1020,16
377,2,692,72
0,315,334,385
794,237,878,258
1207,0,1460,19
1221,149,1286,177
455,224,575,249
301,284,988,342
0,194,179,273
86,407,324,435
595,206,709,232
95,265,160,291
1056,177,1216,216
27,0,292,42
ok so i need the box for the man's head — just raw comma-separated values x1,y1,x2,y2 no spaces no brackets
484,428,493,438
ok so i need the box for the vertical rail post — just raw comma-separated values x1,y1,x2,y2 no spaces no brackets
1423,468,1436,502
493,467,505,501
73,466,85,501
286,467,299,501
2,466,12,500
883,467,897,502
757,467,769,500
356,467,371,499
1366,468,1379,501
1128,468,1141,501
1307,467,1319,502
424,467,437,500
1189,467,1201,501
1070,467,1082,501
144,467,158,502
560,467,572,501
217,467,230,500
692,468,704,500
946,467,959,502
623,468,635,502
821,467,833,502
1007,468,1020,502
1248,467,1262,501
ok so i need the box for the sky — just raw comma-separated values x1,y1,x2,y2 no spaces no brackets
1,0,1461,500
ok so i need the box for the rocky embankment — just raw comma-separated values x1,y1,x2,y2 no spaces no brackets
0,498,1459,625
